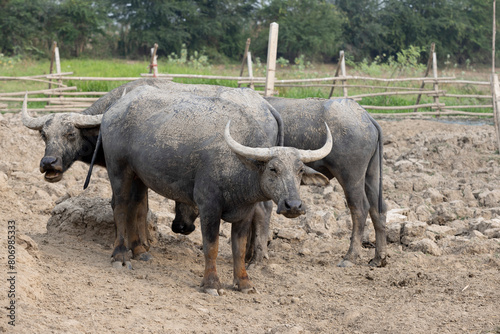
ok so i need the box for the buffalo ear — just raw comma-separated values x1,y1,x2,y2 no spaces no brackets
301,166,329,186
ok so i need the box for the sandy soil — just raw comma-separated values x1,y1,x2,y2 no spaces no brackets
0,112,499,333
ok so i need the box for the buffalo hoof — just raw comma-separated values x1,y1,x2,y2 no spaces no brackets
368,256,387,268
337,259,355,267
112,260,133,270
204,288,226,296
134,252,153,261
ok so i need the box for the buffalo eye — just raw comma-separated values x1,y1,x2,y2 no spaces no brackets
40,131,47,141
66,132,76,141
269,166,278,174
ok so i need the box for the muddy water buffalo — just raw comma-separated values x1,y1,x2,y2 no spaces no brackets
265,97,387,267
101,85,331,295
21,80,275,262
21,79,178,183
175,97,387,268
22,95,103,182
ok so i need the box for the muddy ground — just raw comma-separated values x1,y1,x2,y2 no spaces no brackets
0,112,499,333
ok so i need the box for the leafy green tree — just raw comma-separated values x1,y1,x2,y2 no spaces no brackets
255,0,345,62
111,0,257,60
380,0,492,64
0,0,48,57
46,0,110,57
331,0,387,61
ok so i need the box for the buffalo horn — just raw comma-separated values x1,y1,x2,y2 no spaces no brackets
225,120,276,161
21,93,52,130
73,87,126,128
72,114,103,128
296,122,333,163
225,121,333,163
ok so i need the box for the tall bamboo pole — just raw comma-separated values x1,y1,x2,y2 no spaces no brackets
432,52,441,112
265,23,279,97
414,43,435,112
238,38,251,88
328,51,344,98
149,43,158,78
493,0,496,75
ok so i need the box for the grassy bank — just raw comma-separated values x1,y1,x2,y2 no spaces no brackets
0,58,494,115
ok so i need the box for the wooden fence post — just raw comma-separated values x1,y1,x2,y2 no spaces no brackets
432,51,441,112
54,46,61,76
340,51,348,98
491,74,500,152
54,45,62,87
48,41,58,104
265,22,279,97
149,43,158,78
328,50,344,99
414,43,435,112
247,51,254,90
238,38,251,88
493,0,496,75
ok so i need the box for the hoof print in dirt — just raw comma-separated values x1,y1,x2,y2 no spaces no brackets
112,261,133,270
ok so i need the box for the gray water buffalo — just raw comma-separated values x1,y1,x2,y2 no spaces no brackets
266,97,387,267
21,79,174,183
23,79,387,267
21,79,273,261
100,85,331,295
22,95,103,182
175,97,387,268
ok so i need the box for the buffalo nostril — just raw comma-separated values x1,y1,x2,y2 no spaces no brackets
40,156,58,169
285,200,302,210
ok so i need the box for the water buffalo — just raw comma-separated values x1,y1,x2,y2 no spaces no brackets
22,95,104,182
21,79,175,183
174,97,387,268
100,85,332,295
23,79,386,267
266,97,387,267
21,79,250,260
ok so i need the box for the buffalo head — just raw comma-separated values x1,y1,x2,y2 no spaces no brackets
21,94,102,182
225,120,332,218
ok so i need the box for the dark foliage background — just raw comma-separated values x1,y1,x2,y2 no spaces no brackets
0,0,496,65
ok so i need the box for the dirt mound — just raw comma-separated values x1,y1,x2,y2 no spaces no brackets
47,195,159,246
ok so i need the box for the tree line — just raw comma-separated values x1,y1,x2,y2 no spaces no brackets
0,0,495,65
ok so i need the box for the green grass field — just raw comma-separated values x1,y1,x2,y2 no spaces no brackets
0,58,494,115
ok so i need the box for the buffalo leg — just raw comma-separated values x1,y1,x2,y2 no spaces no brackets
109,170,135,268
199,212,222,296
232,215,255,293
365,150,387,267
132,187,152,261
338,178,370,267
195,181,224,296
245,200,272,264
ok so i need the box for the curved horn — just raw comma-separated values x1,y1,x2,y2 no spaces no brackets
73,87,126,128
225,120,276,161
71,113,103,128
296,122,333,163
21,93,52,130
225,121,332,163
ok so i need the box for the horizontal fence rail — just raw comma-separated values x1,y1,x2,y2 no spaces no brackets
0,46,497,121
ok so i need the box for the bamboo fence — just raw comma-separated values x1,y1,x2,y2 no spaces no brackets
0,29,497,124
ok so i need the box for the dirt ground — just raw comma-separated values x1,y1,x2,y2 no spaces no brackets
1,112,499,334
